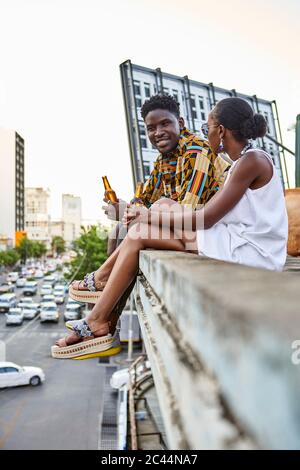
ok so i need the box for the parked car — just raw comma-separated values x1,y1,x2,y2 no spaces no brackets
0,362,45,388
22,306,39,320
16,277,27,288
40,284,53,296
6,272,19,283
41,294,56,304
40,302,59,323
0,283,15,294
6,308,24,326
0,294,17,313
23,281,38,296
110,368,129,390
63,304,81,321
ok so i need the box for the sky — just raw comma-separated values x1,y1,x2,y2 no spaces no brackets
0,0,299,223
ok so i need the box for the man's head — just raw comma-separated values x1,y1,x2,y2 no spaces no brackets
141,94,185,155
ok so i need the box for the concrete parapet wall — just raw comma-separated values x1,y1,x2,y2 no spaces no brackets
134,251,300,450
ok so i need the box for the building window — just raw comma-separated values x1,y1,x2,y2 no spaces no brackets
144,163,151,178
134,80,142,107
199,97,204,110
139,123,147,149
264,112,270,133
190,94,197,120
134,80,141,96
172,90,179,101
163,87,169,95
144,83,151,98
201,112,206,121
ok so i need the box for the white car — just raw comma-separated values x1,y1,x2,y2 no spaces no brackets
40,302,59,323
44,275,56,286
40,284,53,296
110,361,151,390
34,270,44,279
53,286,65,304
18,298,40,311
16,277,27,288
6,272,19,283
110,368,130,390
66,299,84,311
0,294,17,313
22,306,39,320
23,281,38,296
6,308,24,326
63,304,81,321
0,362,45,388
41,294,56,304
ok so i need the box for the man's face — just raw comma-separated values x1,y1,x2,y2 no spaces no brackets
145,109,183,155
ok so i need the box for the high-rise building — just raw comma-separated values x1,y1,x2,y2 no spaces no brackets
25,187,51,248
62,194,82,245
120,60,289,189
0,128,25,248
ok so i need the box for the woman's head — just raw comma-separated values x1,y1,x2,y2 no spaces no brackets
204,97,267,154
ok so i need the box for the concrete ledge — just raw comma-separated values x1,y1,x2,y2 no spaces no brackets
134,251,300,450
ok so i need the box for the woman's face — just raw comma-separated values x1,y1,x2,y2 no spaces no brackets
207,112,222,154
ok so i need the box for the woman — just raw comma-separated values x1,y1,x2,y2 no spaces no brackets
52,97,288,360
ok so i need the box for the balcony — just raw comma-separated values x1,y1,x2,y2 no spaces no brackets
133,250,300,450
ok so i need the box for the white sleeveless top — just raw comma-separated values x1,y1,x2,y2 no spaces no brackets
197,149,288,271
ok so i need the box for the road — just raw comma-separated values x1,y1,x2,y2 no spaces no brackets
0,276,106,450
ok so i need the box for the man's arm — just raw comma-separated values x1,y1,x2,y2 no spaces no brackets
140,159,161,208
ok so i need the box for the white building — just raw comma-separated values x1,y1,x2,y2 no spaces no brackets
50,220,64,239
62,194,82,245
0,128,25,248
25,187,51,248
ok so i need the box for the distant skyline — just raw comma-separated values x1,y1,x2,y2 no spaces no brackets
0,0,299,221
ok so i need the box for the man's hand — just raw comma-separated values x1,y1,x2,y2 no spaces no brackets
122,205,149,227
102,198,129,221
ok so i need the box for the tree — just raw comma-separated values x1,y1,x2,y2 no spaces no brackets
33,241,47,258
0,249,20,267
17,237,47,262
51,236,65,256
66,225,108,281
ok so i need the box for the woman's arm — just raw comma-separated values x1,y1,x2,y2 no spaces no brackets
140,151,263,230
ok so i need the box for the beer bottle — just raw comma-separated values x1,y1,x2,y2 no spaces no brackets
130,182,144,206
102,176,118,204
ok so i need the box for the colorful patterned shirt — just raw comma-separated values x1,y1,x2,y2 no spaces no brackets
141,128,230,210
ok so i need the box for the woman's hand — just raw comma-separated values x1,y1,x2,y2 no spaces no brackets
122,205,149,227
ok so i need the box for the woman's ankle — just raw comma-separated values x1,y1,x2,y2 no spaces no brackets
94,267,109,284
88,319,110,336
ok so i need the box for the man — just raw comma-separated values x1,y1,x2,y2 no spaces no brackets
105,93,229,253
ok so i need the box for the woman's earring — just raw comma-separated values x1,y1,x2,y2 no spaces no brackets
218,138,224,153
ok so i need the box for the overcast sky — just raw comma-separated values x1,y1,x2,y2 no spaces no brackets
0,0,299,223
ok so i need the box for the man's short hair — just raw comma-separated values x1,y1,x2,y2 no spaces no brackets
141,94,180,120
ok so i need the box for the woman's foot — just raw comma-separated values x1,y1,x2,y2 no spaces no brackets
51,320,115,359
69,270,108,303
71,269,107,291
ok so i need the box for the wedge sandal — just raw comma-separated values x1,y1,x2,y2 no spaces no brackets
51,320,121,360
64,319,122,359
69,271,106,304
